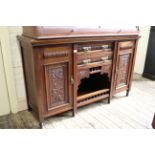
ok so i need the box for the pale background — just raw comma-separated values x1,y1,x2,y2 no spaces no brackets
0,26,151,116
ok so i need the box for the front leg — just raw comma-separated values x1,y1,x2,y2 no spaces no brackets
39,122,43,129
107,97,111,104
126,90,130,96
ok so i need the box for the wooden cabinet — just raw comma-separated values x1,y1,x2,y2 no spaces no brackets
18,26,139,128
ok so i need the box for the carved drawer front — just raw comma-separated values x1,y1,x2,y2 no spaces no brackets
44,63,70,111
43,46,70,59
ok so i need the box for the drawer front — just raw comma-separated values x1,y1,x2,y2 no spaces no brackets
119,41,135,50
77,51,113,65
76,42,113,65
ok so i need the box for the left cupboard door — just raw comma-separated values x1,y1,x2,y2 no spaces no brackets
42,45,73,117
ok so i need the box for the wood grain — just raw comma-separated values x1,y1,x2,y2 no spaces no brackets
17,27,139,126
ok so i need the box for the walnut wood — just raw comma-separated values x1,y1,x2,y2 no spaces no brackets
23,26,139,39
77,89,109,101
77,94,110,108
128,40,139,94
109,41,118,99
113,41,135,94
18,26,139,127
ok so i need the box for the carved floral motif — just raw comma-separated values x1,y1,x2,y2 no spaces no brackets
116,54,130,86
46,66,66,109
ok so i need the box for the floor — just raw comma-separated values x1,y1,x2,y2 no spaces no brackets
0,74,155,129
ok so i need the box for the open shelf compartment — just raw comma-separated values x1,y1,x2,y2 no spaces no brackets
77,72,110,106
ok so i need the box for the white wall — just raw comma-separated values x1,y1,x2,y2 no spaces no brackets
8,27,27,111
0,44,10,116
134,27,150,74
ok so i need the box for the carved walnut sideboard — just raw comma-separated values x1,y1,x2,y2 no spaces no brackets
18,26,140,128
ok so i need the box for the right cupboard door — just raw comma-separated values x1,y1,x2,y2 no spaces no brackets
113,41,136,94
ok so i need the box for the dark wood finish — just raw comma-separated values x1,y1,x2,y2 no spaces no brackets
23,26,139,39
18,26,139,128
113,41,136,95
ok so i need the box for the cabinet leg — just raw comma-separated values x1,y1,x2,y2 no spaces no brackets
28,105,33,111
39,122,43,129
72,109,76,117
126,90,130,97
108,97,111,104
152,114,155,129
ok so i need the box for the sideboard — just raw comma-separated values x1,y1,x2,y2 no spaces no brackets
18,26,140,128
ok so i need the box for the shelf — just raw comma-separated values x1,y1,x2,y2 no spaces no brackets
77,89,109,101
77,91,109,108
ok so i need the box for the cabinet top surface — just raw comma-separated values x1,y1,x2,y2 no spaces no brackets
22,26,139,39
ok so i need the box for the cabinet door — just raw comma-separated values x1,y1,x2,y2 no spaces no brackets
113,41,135,94
43,46,72,115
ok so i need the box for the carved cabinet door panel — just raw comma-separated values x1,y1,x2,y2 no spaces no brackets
43,46,72,115
113,41,135,94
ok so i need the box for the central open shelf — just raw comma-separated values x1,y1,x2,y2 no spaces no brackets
77,73,110,107
78,73,110,96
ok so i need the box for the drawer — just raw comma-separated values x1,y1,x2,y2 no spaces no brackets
77,42,113,52
43,46,70,59
119,41,135,50
76,42,113,65
77,50,113,65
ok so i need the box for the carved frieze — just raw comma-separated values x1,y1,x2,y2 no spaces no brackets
44,46,69,59
44,50,68,58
